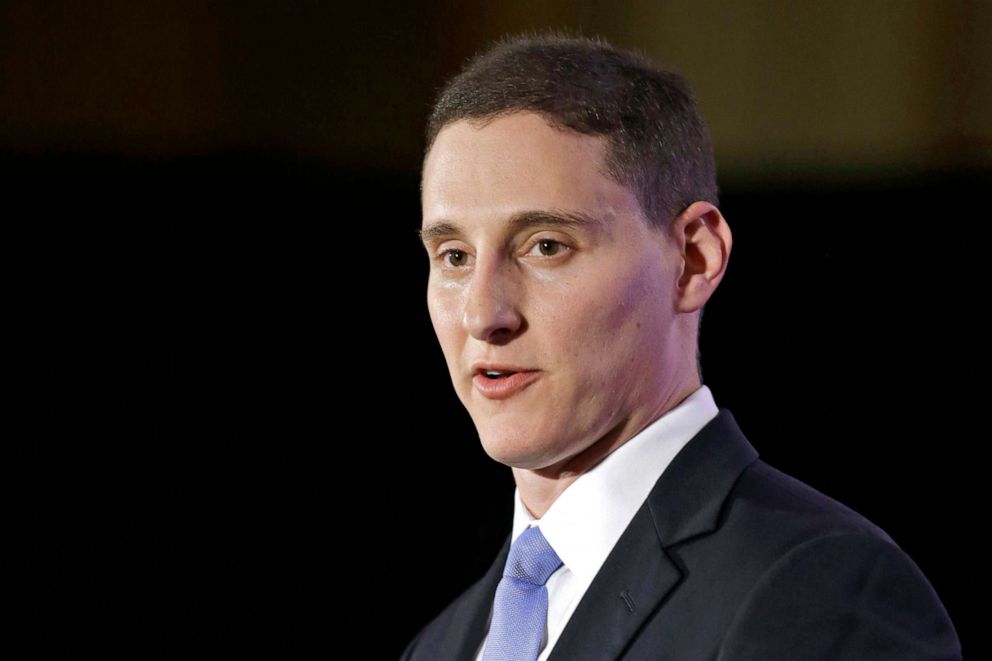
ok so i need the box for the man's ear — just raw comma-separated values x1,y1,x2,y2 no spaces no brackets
671,201,732,313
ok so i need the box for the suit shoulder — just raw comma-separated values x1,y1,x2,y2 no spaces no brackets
709,460,962,658
728,458,895,545
717,531,962,660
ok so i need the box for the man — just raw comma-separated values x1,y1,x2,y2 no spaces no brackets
403,33,961,660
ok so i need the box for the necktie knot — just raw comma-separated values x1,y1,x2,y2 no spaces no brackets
504,526,562,586
482,526,562,660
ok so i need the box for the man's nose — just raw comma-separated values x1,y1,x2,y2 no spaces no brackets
462,261,523,343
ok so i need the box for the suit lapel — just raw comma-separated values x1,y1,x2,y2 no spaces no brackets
439,535,510,660
547,408,759,660
546,502,680,660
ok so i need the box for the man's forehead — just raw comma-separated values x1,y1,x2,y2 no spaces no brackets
423,113,610,178
421,114,624,215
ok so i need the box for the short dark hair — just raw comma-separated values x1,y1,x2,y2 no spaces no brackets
424,32,719,229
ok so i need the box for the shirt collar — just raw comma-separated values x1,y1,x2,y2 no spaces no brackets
510,384,720,582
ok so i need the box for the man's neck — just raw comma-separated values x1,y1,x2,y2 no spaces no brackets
512,378,702,518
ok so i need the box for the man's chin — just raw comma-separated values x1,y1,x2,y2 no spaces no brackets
478,435,557,470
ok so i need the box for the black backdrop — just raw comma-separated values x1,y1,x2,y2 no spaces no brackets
7,152,980,658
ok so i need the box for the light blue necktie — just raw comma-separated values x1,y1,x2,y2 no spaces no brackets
482,525,563,661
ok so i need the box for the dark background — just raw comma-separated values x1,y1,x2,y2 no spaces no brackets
5,2,984,658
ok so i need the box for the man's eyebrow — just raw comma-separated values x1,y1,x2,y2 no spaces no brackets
417,221,460,246
418,209,605,246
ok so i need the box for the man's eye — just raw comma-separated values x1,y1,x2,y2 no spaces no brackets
529,239,567,257
441,249,469,267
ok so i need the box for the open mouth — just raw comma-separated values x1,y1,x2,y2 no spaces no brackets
472,368,540,399
481,370,517,380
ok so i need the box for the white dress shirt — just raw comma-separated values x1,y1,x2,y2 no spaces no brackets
475,384,719,661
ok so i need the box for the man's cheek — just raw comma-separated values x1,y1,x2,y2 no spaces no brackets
428,289,464,330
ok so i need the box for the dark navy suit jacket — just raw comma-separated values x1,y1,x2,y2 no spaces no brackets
401,408,962,660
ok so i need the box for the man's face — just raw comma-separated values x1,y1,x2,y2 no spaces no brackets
421,112,687,473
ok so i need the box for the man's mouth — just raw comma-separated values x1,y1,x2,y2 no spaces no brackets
482,370,517,379
471,367,540,399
